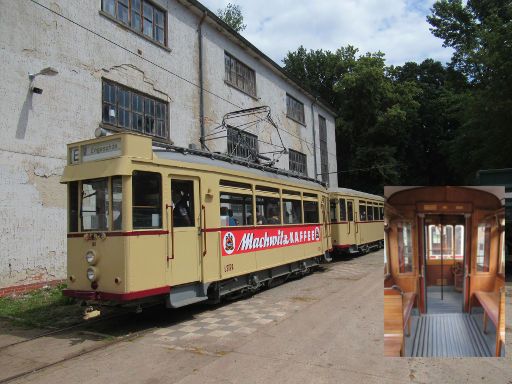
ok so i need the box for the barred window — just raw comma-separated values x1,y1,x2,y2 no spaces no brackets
102,0,166,45
102,80,168,140
319,115,329,183
224,52,256,97
286,94,305,124
227,127,258,159
289,149,307,175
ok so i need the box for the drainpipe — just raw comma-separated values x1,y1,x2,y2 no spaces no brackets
311,98,318,181
198,11,207,150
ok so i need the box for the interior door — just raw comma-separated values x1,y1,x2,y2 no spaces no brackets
169,177,201,285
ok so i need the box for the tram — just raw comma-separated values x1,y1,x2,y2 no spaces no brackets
384,186,506,357
62,133,332,309
329,188,384,254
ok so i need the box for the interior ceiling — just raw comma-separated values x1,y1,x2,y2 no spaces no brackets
384,186,505,203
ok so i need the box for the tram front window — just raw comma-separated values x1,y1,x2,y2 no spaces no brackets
81,178,109,231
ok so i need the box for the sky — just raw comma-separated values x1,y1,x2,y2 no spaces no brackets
200,0,453,67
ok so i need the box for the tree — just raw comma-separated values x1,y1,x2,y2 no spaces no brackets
217,3,246,32
428,0,512,180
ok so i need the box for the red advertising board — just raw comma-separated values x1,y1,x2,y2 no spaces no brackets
221,225,321,256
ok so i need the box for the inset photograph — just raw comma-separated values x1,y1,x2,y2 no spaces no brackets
384,186,505,357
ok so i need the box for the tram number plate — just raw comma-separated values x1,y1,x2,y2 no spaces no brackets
224,263,234,273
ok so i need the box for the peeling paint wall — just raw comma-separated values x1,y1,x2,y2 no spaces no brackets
0,0,337,289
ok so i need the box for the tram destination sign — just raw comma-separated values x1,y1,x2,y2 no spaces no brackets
221,225,321,256
82,139,122,162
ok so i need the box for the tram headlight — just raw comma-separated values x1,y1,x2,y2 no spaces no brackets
87,267,98,282
85,250,97,265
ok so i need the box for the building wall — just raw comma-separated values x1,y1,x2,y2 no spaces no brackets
0,0,337,289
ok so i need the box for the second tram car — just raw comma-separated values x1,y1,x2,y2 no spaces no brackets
329,188,384,254
62,133,332,308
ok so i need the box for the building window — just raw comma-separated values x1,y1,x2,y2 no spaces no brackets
102,80,168,140
227,127,258,159
289,149,307,175
224,52,256,97
319,115,329,183
286,94,305,124
102,0,166,45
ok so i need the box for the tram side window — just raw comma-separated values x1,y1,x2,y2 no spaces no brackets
220,193,252,226
347,201,353,221
284,199,302,224
329,200,337,222
82,178,109,231
256,196,281,225
69,181,79,232
172,180,195,227
397,222,413,273
132,171,162,229
303,200,319,223
367,205,373,221
339,199,346,221
112,176,123,230
379,206,384,220
476,223,491,272
359,203,366,221
373,206,379,221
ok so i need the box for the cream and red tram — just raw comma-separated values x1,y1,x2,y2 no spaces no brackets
384,186,506,357
62,133,332,308
328,188,384,254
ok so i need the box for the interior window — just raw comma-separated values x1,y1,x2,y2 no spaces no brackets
454,225,464,260
81,178,109,231
476,223,491,272
132,171,161,229
339,199,346,221
220,193,252,226
256,196,281,225
398,222,413,273
303,200,319,223
499,226,505,274
172,180,195,227
112,176,123,230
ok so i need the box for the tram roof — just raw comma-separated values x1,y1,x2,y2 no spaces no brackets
328,187,384,201
154,148,325,191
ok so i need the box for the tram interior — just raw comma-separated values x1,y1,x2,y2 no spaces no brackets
384,187,506,357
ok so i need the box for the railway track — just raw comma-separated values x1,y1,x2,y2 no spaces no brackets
0,305,178,384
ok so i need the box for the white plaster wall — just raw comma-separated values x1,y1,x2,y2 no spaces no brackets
0,0,338,288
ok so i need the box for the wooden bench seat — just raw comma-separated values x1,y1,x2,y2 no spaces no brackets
470,288,505,356
384,286,417,356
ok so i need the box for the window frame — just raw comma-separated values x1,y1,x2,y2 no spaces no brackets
100,0,168,48
227,126,258,160
132,171,162,230
101,79,169,142
286,94,305,125
319,115,329,184
288,149,307,176
224,52,257,98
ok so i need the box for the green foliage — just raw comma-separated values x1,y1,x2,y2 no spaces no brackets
217,3,246,32
428,0,511,180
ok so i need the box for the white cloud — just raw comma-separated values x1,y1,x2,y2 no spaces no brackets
201,0,453,66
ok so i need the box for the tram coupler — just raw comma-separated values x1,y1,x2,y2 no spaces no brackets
83,306,101,320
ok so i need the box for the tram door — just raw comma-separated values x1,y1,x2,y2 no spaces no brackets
346,199,355,244
169,177,201,285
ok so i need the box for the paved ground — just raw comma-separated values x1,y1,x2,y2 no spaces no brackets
1,250,511,384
